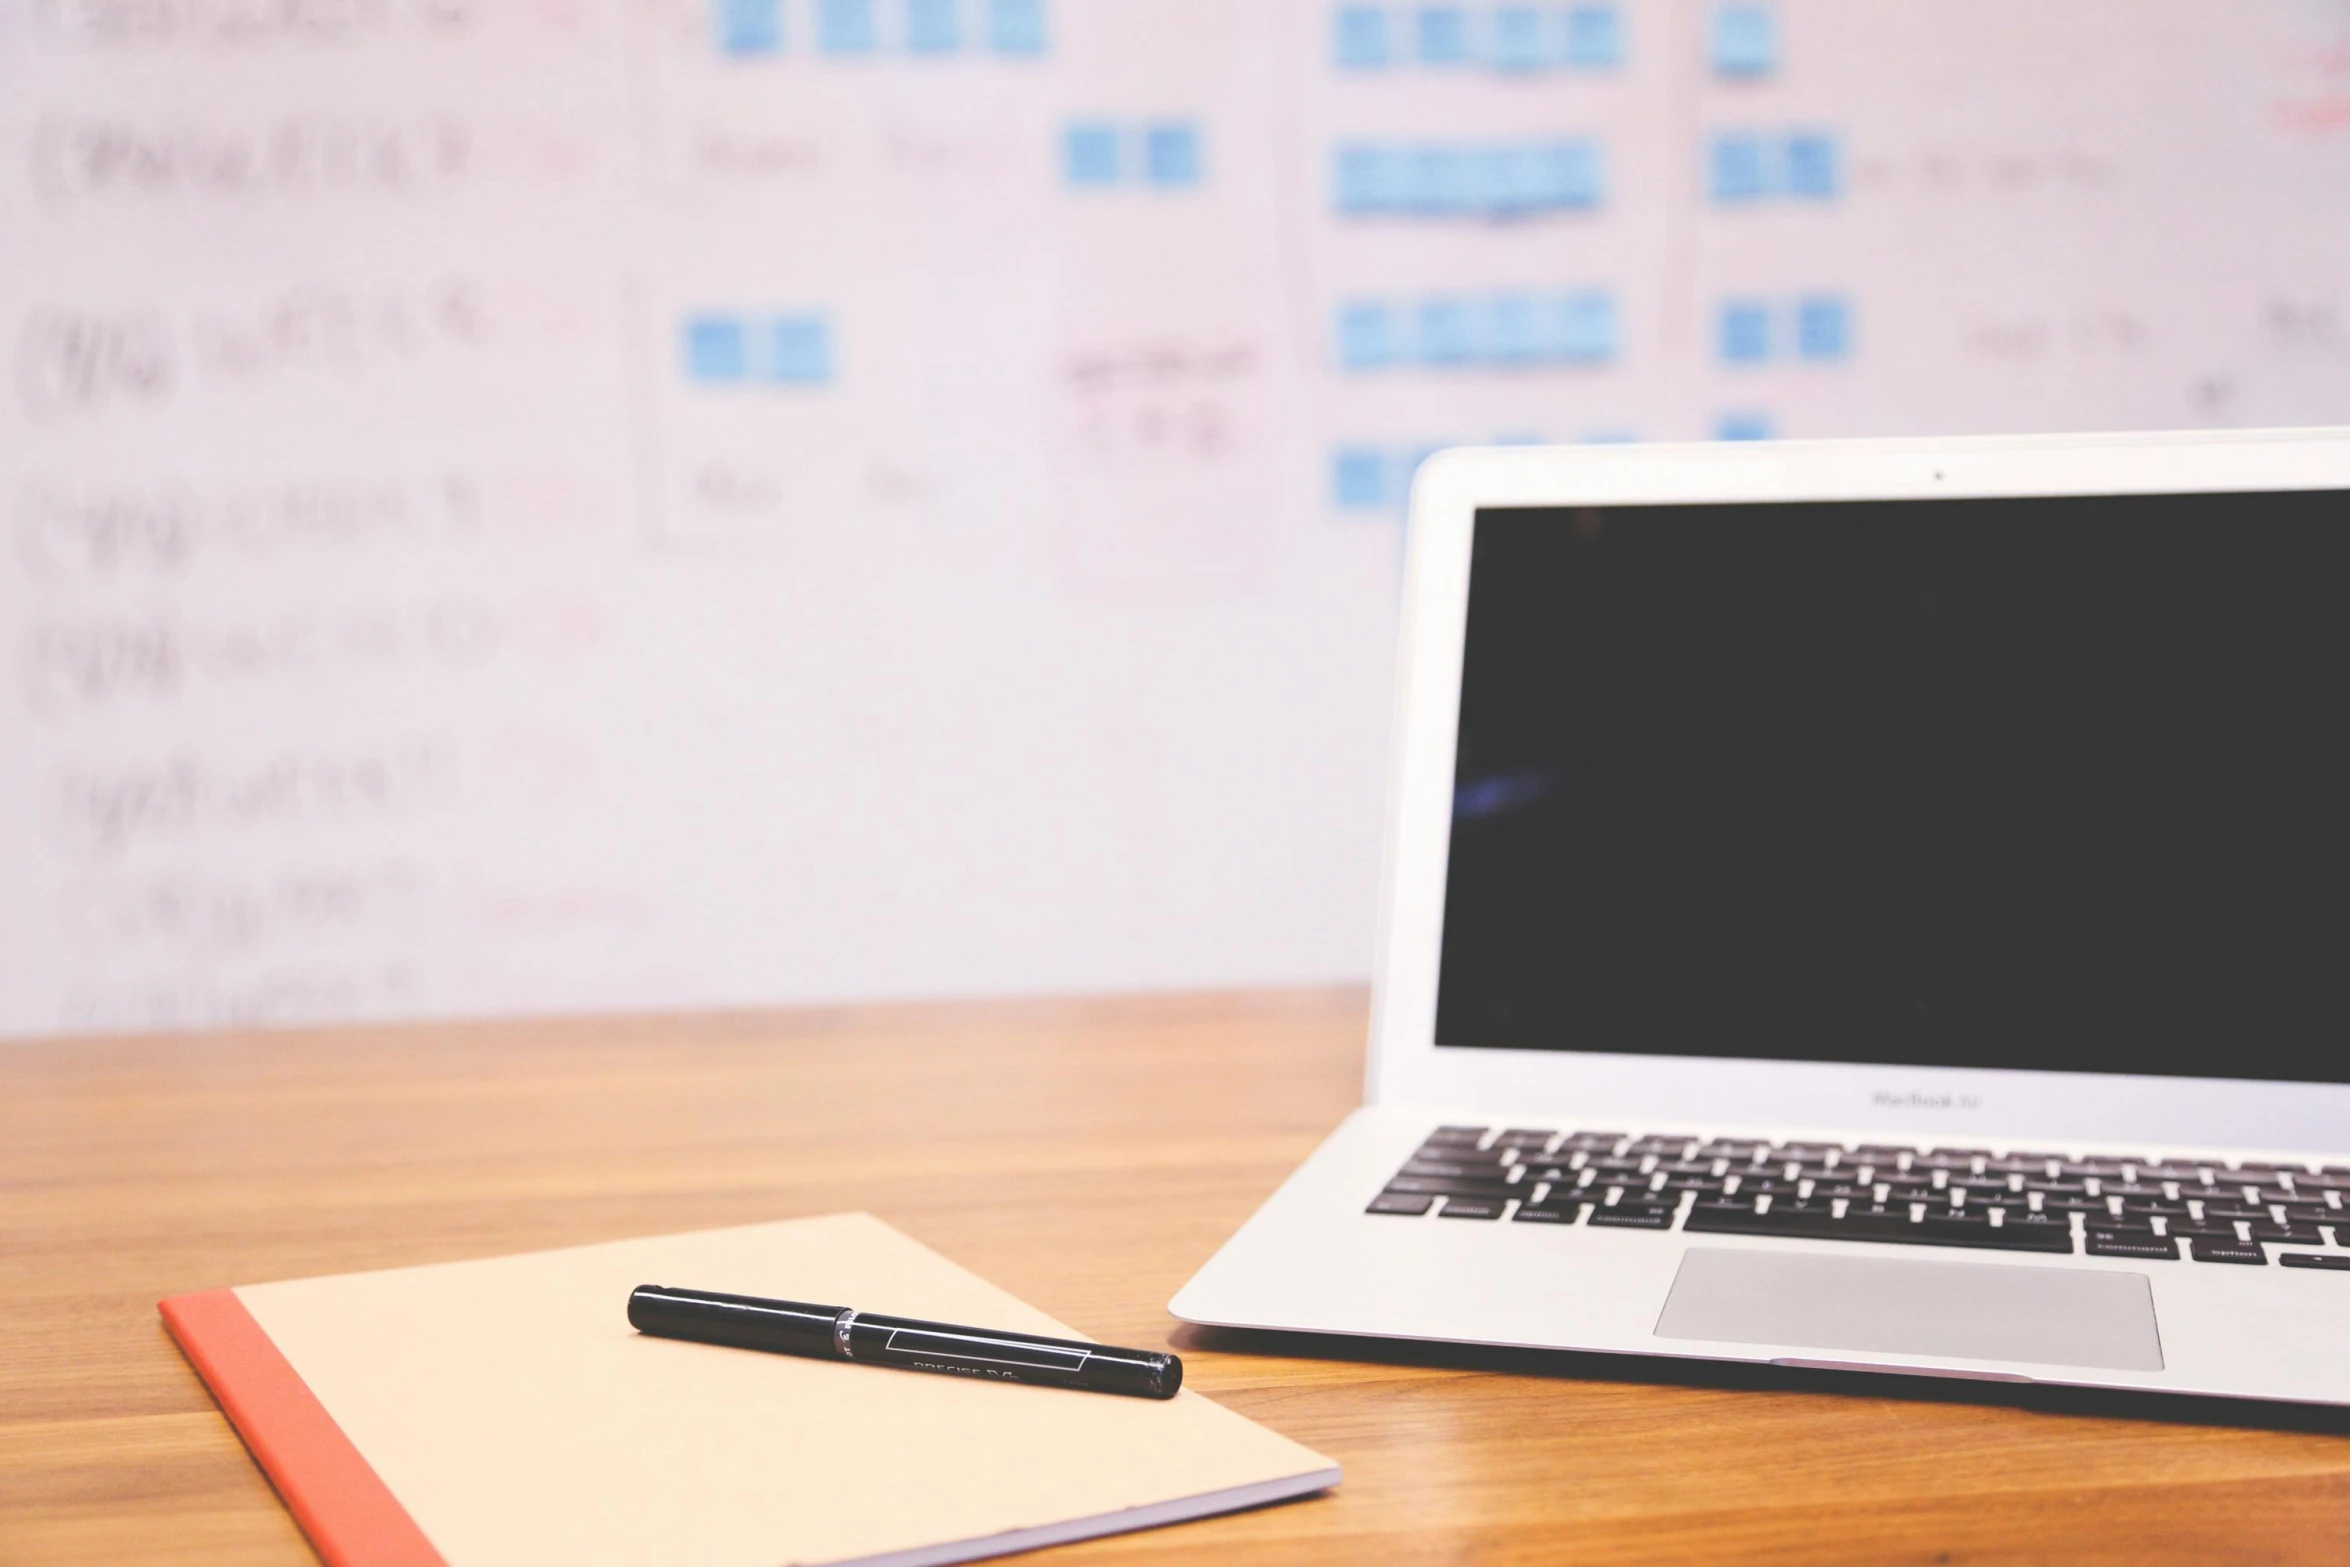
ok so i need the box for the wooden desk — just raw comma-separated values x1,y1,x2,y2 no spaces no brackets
5,990,2348,1564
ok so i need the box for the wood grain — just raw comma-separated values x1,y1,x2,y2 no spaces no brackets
4,989,2348,1565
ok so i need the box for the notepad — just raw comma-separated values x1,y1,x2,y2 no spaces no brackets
162,1213,1339,1567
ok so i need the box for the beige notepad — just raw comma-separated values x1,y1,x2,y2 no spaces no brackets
163,1214,1338,1567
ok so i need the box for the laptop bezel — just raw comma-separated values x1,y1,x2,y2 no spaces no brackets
1366,427,2350,1153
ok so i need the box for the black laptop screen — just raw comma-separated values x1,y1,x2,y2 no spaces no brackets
1434,490,2350,1082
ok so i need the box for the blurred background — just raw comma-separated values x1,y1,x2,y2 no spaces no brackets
3,0,2347,1038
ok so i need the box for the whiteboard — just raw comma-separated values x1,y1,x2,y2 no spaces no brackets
4,0,2348,1036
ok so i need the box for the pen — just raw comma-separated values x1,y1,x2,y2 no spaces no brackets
627,1284,1183,1399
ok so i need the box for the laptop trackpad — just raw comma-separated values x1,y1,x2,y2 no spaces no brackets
1654,1247,2164,1372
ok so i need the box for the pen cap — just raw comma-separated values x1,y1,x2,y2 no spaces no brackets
1071,1343,1184,1399
628,1285,846,1359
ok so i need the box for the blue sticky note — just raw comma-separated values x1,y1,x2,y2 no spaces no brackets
1710,2,1776,77
818,0,876,53
1553,289,1617,363
1717,410,1774,441
1477,143,1547,217
1709,131,1772,201
1785,130,1840,198
1417,295,1478,365
683,315,749,382
906,0,958,52
1796,294,1850,360
1333,447,1389,510
1416,4,1470,64
1144,121,1202,187
1064,121,1119,186
988,0,1046,53
1718,299,1772,363
1538,138,1604,209
1404,143,1475,213
769,315,831,384
714,0,782,55
1491,5,1547,71
1563,3,1622,68
1337,301,1400,369
1486,293,1545,364
1334,143,1400,212
1333,4,1390,68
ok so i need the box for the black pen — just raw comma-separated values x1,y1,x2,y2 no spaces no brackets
627,1284,1183,1399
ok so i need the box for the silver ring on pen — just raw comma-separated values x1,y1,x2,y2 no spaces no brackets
833,1308,858,1360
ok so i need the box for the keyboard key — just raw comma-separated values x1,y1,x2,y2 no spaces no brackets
1401,1159,1497,1178
2086,1231,2179,1260
1684,1201,2073,1254
1998,1213,2076,1241
1383,1176,1516,1197
2087,1214,2157,1235
1560,1131,1625,1150
1366,1192,1433,1215
1512,1202,1584,1224
1722,1175,1801,1196
1586,1204,1675,1229
1438,1196,1505,1219
1423,1126,1488,1146
1419,1140,1508,1159
1495,1129,1557,1148
1416,1147,1511,1168
2249,1224,2325,1244
2190,1237,2268,1265
2280,1253,2350,1271
1626,1135,1693,1155
1807,1180,1870,1200
1659,1175,1728,1196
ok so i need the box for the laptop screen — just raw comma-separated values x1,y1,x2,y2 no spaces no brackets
1435,490,2350,1083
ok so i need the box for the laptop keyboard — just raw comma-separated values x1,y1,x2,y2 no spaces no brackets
1368,1126,2350,1267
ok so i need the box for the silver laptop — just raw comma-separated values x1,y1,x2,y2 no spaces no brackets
1174,427,2350,1405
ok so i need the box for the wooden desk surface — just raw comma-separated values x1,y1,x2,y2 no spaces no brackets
6,990,2349,1565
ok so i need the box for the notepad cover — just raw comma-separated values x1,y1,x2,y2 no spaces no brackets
161,1213,1339,1567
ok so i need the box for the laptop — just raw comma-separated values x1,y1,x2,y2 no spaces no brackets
1173,427,2350,1405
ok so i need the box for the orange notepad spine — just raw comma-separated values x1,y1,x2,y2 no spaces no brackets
161,1289,447,1567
